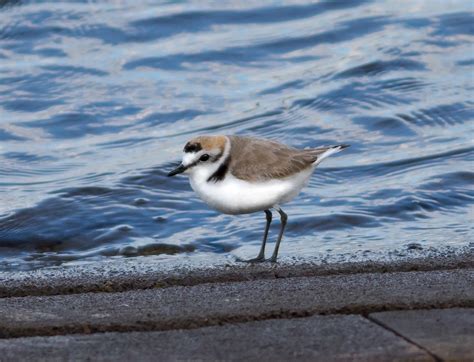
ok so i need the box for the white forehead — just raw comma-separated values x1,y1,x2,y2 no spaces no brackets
182,151,199,166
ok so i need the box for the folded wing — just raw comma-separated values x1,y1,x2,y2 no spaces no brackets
228,136,334,182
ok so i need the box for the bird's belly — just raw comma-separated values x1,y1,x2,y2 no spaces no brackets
189,171,312,215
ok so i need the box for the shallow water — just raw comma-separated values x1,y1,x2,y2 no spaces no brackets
0,0,473,271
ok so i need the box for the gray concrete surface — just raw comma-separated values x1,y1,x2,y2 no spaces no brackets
0,251,472,361
371,308,474,361
0,269,472,338
1,249,472,298
0,314,433,362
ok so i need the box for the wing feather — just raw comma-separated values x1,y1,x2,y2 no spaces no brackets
228,136,331,181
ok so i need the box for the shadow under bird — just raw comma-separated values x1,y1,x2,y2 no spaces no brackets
168,135,349,262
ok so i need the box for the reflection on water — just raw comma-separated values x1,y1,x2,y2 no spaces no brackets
0,0,473,271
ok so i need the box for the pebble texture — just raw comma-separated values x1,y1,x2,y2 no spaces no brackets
1,250,472,298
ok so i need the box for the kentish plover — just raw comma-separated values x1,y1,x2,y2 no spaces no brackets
168,135,348,262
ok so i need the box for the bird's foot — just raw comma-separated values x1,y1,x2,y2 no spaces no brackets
267,256,278,263
236,255,266,263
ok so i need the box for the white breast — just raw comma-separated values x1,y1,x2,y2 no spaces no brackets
188,167,313,215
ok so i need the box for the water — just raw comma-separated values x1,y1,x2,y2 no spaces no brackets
0,0,472,271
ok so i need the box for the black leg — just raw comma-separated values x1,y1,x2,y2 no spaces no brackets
253,209,272,261
239,209,272,263
269,207,287,263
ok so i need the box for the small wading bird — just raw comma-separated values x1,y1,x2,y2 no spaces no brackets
168,135,348,262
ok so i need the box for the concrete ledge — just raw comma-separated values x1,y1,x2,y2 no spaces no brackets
1,250,472,298
0,315,434,362
0,269,472,338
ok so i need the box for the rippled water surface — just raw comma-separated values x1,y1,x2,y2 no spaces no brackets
0,0,473,271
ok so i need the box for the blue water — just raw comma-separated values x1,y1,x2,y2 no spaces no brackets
0,0,473,271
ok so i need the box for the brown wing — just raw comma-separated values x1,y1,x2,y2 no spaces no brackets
228,136,330,182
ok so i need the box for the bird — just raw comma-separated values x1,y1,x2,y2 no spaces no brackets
168,135,349,262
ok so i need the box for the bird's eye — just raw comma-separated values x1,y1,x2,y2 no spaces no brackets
200,154,210,162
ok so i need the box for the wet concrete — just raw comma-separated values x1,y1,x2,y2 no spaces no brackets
0,269,472,338
0,314,433,362
1,248,472,298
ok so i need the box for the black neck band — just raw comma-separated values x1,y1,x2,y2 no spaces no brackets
207,154,231,183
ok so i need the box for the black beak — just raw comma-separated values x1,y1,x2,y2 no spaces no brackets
167,163,187,177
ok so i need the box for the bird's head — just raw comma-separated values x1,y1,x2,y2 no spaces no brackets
167,135,228,177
